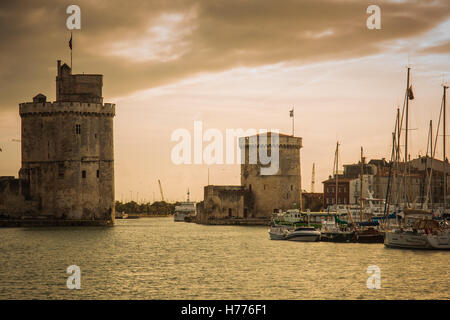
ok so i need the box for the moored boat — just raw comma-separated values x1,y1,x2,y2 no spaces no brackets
284,227,321,242
174,189,196,222
384,219,450,250
268,225,292,240
354,227,384,243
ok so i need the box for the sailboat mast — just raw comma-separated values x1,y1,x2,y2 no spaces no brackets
404,67,411,207
360,147,364,222
335,142,339,207
395,107,401,205
424,120,433,208
444,85,448,211
430,120,433,208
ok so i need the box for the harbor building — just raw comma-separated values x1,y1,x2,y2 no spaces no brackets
0,61,116,226
322,156,450,207
197,133,302,225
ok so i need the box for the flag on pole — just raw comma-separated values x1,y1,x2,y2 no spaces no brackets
69,33,72,50
289,109,294,117
408,85,414,100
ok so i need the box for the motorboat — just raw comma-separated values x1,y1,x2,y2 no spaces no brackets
284,227,321,242
268,225,292,240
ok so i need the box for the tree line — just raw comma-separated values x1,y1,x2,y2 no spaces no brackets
115,201,178,215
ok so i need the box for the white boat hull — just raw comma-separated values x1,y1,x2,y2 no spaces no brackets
174,213,187,222
384,231,450,250
285,234,320,242
285,230,321,242
269,232,287,240
269,226,320,242
268,226,291,240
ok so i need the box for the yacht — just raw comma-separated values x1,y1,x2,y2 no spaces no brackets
384,218,450,250
268,225,292,240
272,209,303,225
284,227,321,242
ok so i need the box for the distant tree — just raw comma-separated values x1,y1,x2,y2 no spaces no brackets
114,200,177,215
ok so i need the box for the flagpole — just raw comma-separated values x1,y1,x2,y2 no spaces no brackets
70,32,73,71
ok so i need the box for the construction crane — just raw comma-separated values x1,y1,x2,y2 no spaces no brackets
158,179,165,202
311,163,315,193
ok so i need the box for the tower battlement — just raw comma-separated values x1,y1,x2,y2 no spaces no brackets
56,60,103,103
19,101,115,117
240,134,302,149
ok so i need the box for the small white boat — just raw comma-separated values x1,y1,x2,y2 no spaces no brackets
268,225,292,240
285,227,321,242
174,202,196,222
174,189,196,222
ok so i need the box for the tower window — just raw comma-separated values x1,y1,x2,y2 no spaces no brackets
96,170,99,178
82,170,86,179
290,185,293,191
75,124,81,135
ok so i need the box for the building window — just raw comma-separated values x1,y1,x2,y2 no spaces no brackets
249,184,252,192
264,184,266,190
75,124,81,134
96,170,99,178
290,185,293,191
82,170,86,179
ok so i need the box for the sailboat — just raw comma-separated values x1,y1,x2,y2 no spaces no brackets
384,69,450,249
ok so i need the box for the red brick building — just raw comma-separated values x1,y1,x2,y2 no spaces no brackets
322,176,352,207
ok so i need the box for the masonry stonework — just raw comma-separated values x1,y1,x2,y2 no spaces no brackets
198,133,302,224
241,133,302,219
0,60,115,225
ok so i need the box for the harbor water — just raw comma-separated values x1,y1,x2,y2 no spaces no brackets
0,217,448,299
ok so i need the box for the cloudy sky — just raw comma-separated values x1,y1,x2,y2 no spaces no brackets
0,0,449,202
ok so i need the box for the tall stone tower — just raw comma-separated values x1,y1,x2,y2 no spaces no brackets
240,133,302,219
18,60,115,225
